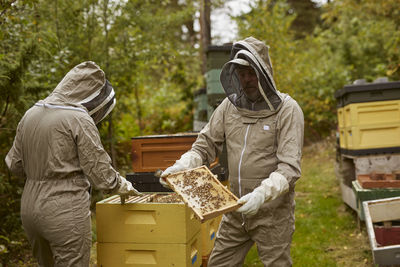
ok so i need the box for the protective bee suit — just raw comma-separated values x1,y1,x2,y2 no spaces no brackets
162,37,304,266
5,61,139,267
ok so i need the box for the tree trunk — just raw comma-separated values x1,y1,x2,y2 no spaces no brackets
102,0,117,168
200,0,211,75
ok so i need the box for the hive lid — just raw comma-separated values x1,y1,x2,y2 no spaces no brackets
334,80,400,99
165,165,240,222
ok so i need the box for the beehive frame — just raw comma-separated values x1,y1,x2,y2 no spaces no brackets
165,165,240,222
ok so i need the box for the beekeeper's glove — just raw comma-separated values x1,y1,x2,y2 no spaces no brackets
159,151,203,188
237,172,289,216
118,177,142,203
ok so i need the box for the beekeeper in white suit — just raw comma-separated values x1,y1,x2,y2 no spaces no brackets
6,61,140,267
161,37,304,266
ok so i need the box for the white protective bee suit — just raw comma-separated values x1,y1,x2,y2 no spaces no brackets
5,61,139,267
162,37,304,266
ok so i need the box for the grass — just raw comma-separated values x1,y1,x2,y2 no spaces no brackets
244,138,374,267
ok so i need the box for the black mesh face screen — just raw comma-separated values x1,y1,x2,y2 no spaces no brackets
221,40,282,112
81,80,113,113
91,96,115,124
81,79,115,123
220,59,280,111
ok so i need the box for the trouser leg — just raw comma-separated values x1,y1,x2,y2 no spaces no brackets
49,217,91,267
251,220,294,266
38,196,92,267
208,214,253,267
46,208,91,266
21,213,54,267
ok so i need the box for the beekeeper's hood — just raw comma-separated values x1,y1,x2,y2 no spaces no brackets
42,61,115,124
220,37,282,115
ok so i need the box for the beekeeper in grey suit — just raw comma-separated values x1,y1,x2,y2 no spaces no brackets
161,37,304,266
6,61,140,267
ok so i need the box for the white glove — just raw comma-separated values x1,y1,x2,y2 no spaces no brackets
153,169,171,189
118,177,142,204
237,172,289,216
160,151,203,178
118,177,142,196
159,177,170,189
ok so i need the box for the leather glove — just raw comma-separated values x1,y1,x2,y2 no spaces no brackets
159,151,203,188
237,172,289,216
118,177,142,204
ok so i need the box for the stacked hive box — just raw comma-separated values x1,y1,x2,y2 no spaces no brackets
128,133,199,192
352,180,400,221
126,134,226,264
335,78,400,220
205,44,231,120
131,133,199,174
335,79,400,156
128,133,226,190
194,88,208,131
96,194,202,266
201,215,222,264
363,197,400,266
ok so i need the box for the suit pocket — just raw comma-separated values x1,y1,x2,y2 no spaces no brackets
249,119,276,155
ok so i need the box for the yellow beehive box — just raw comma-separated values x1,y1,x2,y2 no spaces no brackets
343,100,400,128
96,194,201,244
337,107,345,129
339,128,347,149
345,122,400,150
201,215,222,256
97,231,201,267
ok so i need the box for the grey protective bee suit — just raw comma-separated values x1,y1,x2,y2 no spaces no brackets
5,61,135,267
192,37,304,266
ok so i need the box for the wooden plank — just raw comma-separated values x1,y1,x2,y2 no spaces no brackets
367,199,400,223
165,165,240,222
340,181,357,211
363,197,400,266
357,174,400,189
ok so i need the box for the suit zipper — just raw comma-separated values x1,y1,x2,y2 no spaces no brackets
239,124,250,226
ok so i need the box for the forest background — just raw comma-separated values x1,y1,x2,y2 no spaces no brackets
1,0,400,262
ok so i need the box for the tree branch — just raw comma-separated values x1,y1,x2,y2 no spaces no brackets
0,0,18,25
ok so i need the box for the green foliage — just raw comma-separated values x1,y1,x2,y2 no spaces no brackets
286,0,322,39
109,0,201,137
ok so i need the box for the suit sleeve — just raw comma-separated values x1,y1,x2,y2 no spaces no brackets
191,98,228,165
75,116,121,192
5,121,26,178
275,97,304,187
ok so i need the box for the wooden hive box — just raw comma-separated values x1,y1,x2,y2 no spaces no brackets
363,196,400,266
131,133,198,173
165,165,240,222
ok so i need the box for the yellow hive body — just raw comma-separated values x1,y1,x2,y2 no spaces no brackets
337,108,345,129
337,100,400,150
96,193,202,266
201,215,222,256
97,231,201,267
343,100,400,128
96,194,201,244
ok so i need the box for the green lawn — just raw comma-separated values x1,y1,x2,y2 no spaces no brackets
244,139,374,267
